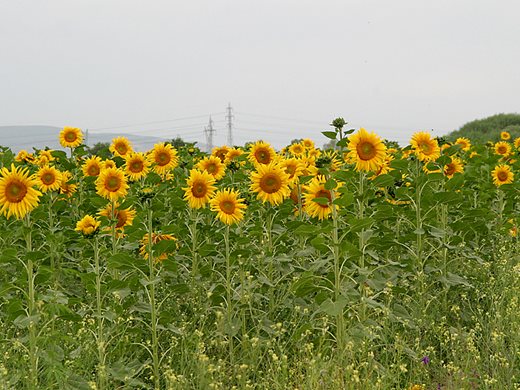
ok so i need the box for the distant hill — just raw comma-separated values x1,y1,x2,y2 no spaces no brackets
446,113,520,142
0,125,176,152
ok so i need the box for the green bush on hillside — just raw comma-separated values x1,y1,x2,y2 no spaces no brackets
447,113,520,142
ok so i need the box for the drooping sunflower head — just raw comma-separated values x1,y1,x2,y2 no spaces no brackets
224,147,245,164
316,150,342,172
59,126,83,148
101,159,117,170
455,137,471,152
302,175,338,221
280,158,305,183
250,162,291,205
36,165,62,192
444,157,464,178
110,137,133,157
209,188,247,225
139,233,178,261
501,131,511,140
249,141,276,166
82,156,103,177
196,156,226,180
59,171,77,198
183,169,217,209
125,152,150,181
148,143,179,176
302,138,315,150
37,150,55,166
99,202,136,230
288,142,305,157
15,150,36,164
96,167,129,201
494,141,512,157
212,146,230,163
347,128,387,172
0,164,42,219
492,164,514,186
75,215,101,236
410,132,440,162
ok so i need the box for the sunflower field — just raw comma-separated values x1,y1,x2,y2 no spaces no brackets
0,121,518,390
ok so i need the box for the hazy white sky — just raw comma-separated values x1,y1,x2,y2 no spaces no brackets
1,0,519,147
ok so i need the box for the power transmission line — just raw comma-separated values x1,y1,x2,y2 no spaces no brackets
204,116,215,153
226,103,233,146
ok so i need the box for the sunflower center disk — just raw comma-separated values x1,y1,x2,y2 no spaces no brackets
207,164,217,173
445,164,455,176
221,200,236,214
116,211,127,228
315,189,332,207
357,142,376,161
157,152,170,166
420,142,432,154
255,150,270,164
65,132,77,142
131,161,143,172
5,181,28,203
42,173,55,185
106,176,121,191
497,171,509,181
89,165,100,176
192,182,207,198
260,174,282,194
116,145,127,154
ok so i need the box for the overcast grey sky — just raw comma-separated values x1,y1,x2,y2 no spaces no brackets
1,0,519,147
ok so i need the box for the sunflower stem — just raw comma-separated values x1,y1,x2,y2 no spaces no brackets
93,235,107,390
224,225,235,368
329,181,344,354
147,206,160,389
24,214,38,390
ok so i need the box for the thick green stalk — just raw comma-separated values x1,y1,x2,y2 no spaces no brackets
224,225,234,366
25,215,38,389
147,207,160,389
94,236,107,390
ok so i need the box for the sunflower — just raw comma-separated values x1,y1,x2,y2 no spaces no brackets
302,139,315,150
183,169,217,209
15,150,36,164
139,233,177,261
224,147,244,164
148,143,179,176
288,142,305,157
443,157,464,178
492,164,514,186
59,126,83,148
59,171,77,197
514,137,520,149
36,165,62,192
455,137,471,152
494,141,511,157
250,163,291,205
99,202,136,230
96,167,129,201
37,150,55,166
280,158,304,183
318,150,342,172
75,215,101,236
249,141,276,166
501,131,511,140
125,152,150,181
374,154,394,176
346,128,387,172
410,132,440,162
196,156,226,180
101,159,117,170
209,189,247,225
109,137,133,157
212,146,230,163
82,156,103,177
302,175,338,220
0,164,42,219
307,148,321,160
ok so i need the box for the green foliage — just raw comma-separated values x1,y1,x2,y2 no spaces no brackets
447,113,520,142
87,142,111,158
